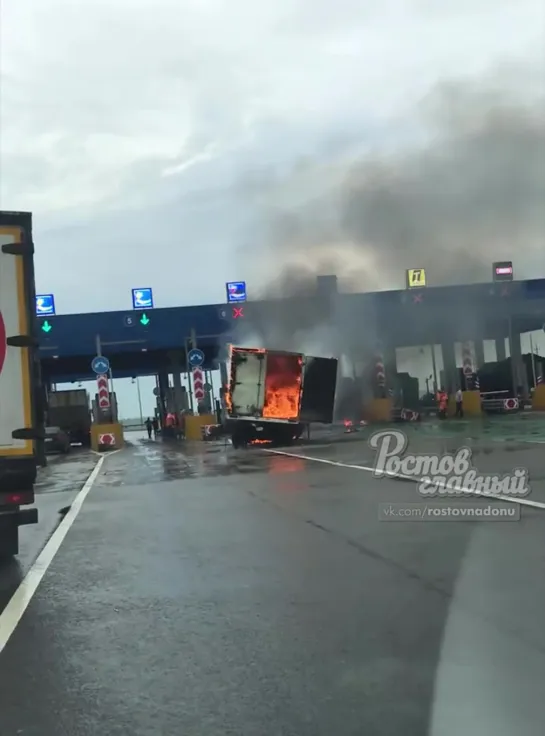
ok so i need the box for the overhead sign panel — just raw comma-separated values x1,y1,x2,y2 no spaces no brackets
36,294,56,317
406,269,426,289
132,288,154,310
493,261,513,282
226,281,247,303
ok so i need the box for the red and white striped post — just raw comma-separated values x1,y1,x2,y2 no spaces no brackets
461,342,475,390
97,374,110,412
192,367,205,404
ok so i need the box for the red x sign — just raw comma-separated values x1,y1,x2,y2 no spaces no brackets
413,293,423,304
232,306,244,318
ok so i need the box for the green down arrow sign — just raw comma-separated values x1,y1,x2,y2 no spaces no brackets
41,320,52,333
139,313,150,326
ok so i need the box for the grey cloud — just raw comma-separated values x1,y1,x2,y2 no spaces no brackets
251,76,545,294
229,71,544,378
2,0,543,327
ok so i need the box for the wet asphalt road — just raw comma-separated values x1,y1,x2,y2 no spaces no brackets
0,448,98,613
0,430,544,735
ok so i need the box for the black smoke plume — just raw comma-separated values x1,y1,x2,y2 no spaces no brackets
234,73,545,413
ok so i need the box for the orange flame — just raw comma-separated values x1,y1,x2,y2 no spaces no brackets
250,438,273,445
263,353,303,420
225,347,302,421
223,383,232,413
224,343,234,413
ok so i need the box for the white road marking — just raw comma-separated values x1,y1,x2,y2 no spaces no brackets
265,449,545,510
0,455,106,655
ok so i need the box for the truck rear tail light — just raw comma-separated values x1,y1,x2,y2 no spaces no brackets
1,491,34,506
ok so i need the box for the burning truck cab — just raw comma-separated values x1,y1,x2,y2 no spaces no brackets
224,346,338,448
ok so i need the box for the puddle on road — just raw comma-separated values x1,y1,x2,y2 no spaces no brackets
35,451,99,495
97,439,272,486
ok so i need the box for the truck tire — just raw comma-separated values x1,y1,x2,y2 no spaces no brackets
269,426,294,448
0,519,19,561
231,424,249,449
293,423,305,440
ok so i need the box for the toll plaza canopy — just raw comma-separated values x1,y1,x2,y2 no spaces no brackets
37,278,545,380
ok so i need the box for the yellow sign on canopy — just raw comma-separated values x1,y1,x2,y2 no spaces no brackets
406,268,426,288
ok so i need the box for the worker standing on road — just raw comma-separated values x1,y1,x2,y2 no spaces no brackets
437,389,448,419
152,416,159,439
174,413,183,440
455,388,464,417
164,412,175,439
145,417,153,439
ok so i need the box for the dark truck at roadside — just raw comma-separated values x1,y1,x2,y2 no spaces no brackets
46,388,92,447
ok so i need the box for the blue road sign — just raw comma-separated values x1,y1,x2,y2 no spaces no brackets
226,281,246,303
188,348,205,368
91,355,110,374
132,287,154,310
36,294,56,317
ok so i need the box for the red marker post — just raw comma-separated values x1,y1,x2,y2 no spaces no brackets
193,367,205,402
97,374,110,411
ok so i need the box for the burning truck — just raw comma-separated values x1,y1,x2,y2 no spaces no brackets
223,346,338,448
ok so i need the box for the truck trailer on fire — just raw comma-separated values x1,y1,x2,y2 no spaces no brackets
224,346,338,448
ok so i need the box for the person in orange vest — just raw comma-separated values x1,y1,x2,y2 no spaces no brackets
165,412,175,436
436,388,448,419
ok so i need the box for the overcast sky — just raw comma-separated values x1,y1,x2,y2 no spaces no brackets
1,0,544,315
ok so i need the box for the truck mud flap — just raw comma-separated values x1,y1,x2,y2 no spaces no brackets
0,507,38,527
16,508,38,526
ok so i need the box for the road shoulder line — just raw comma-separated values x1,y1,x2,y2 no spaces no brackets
264,449,545,510
0,454,106,655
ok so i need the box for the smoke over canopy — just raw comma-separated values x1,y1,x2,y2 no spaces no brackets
232,72,545,409
248,75,545,295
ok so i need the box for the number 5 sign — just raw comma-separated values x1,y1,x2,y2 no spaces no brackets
406,268,426,289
